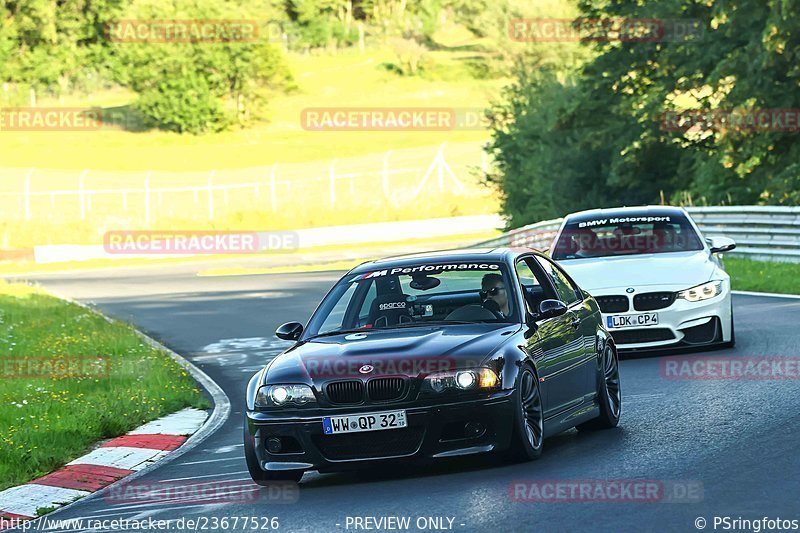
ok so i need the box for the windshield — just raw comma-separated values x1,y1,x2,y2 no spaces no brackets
551,213,704,260
304,262,518,337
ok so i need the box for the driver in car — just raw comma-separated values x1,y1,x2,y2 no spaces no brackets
480,274,510,318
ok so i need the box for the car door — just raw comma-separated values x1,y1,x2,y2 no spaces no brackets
516,256,586,416
535,255,597,400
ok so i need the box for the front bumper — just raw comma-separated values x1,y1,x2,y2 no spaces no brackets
595,288,732,351
245,391,515,473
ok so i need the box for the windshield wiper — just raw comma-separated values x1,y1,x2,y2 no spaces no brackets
306,328,369,340
390,320,488,328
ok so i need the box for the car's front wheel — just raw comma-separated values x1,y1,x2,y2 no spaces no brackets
244,424,304,484
577,343,621,430
507,365,544,461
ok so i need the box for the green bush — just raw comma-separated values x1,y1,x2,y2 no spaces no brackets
135,73,228,134
113,0,293,134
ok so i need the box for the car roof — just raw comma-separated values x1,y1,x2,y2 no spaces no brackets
348,247,535,275
563,205,689,224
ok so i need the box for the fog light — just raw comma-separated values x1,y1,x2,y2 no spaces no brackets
266,437,282,453
464,421,484,438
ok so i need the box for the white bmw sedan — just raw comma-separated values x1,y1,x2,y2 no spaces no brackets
549,206,736,351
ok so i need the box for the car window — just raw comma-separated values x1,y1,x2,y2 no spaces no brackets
304,262,518,337
356,282,377,324
515,258,547,315
536,257,581,305
551,213,704,260
318,282,358,334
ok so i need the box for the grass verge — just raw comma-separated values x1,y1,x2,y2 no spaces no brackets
0,281,210,491
725,257,800,295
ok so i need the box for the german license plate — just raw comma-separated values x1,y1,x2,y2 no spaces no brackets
322,410,407,435
607,313,659,329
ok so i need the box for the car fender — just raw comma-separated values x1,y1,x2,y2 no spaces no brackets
246,369,266,411
492,333,544,392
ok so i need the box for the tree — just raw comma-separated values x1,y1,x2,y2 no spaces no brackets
488,0,800,229
114,0,293,133
0,0,125,99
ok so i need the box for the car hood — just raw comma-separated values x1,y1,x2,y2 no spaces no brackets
264,324,519,384
559,251,716,291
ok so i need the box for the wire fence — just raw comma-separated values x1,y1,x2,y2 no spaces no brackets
0,142,495,248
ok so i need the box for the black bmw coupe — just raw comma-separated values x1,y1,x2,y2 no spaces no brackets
244,248,621,483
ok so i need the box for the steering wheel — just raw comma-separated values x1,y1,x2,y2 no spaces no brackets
481,299,505,320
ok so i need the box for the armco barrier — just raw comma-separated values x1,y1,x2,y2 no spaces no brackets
475,206,800,263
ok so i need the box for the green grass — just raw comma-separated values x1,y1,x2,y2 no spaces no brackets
0,49,501,171
725,257,800,295
0,48,503,249
0,281,210,491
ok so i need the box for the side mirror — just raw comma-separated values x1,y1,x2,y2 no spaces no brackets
709,236,736,254
276,322,303,341
537,299,568,320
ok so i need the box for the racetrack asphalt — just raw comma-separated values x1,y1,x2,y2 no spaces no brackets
11,262,800,533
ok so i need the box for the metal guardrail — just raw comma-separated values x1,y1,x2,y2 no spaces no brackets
475,206,800,263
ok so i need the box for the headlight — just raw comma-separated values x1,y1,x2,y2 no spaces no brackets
255,384,316,408
424,368,500,393
676,280,724,302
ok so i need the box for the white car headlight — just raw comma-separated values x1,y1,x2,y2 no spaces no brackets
677,280,724,302
255,384,316,408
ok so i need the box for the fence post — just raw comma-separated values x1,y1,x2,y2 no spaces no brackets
436,145,445,191
78,170,89,220
23,168,34,220
144,172,152,225
329,160,337,207
207,170,216,220
270,164,278,211
382,150,392,197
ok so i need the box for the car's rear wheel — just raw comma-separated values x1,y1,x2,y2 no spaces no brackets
507,366,544,461
244,424,304,484
577,343,621,431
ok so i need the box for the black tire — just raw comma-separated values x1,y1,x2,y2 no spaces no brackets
577,343,621,431
244,425,304,484
506,365,544,461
